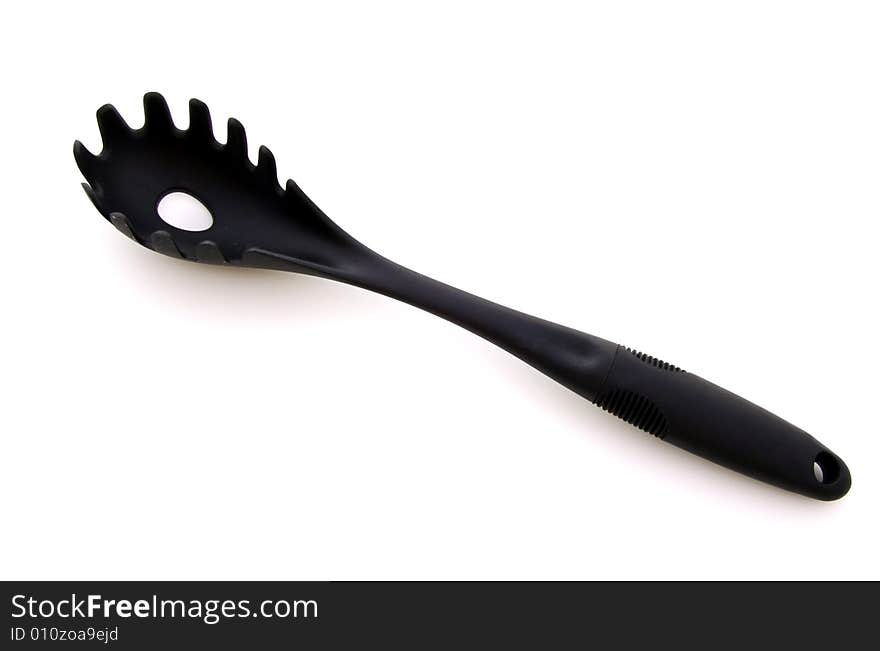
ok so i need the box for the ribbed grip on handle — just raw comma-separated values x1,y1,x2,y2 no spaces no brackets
594,346,851,500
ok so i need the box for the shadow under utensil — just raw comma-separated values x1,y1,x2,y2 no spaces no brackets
106,232,385,326
470,341,834,511
104,231,842,510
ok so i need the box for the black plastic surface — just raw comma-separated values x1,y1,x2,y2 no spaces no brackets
74,93,851,500
596,348,850,500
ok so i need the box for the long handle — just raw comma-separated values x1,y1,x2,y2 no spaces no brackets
595,346,850,500
250,246,852,500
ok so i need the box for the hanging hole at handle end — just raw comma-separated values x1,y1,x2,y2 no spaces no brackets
813,451,841,485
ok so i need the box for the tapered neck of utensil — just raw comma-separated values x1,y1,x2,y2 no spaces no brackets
337,251,618,401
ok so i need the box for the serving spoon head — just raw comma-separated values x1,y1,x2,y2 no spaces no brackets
74,92,352,272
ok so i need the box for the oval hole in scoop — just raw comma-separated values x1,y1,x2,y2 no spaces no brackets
157,191,213,231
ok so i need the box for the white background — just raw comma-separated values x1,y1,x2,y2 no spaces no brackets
2,1,878,580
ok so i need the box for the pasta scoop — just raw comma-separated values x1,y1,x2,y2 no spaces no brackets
74,92,851,500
